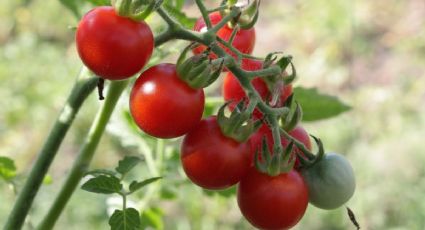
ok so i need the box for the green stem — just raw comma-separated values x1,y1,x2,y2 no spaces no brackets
137,138,163,212
195,0,212,29
245,66,282,78
268,116,283,158
156,6,180,28
210,7,241,34
4,68,98,230
208,5,228,13
37,34,172,230
36,80,128,230
279,128,315,159
216,36,243,61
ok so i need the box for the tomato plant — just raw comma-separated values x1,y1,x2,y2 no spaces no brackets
301,153,356,210
180,116,251,190
129,63,204,139
4,1,356,230
237,168,309,230
223,59,293,118
76,6,154,80
192,12,256,58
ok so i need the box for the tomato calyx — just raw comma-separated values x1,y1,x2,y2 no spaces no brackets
217,100,261,143
113,0,161,20
222,0,260,29
254,137,296,176
293,135,326,169
280,94,303,132
176,45,225,89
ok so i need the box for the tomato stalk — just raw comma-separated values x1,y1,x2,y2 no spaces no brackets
195,0,213,29
4,68,98,230
36,34,174,230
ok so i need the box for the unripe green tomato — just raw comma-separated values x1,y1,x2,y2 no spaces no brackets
301,153,355,210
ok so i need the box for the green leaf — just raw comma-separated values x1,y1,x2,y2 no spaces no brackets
293,87,351,121
85,169,118,177
81,175,122,194
163,4,197,28
0,156,17,181
129,177,162,193
115,156,142,175
140,207,164,230
109,208,141,230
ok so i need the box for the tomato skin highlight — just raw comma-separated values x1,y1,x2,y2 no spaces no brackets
249,125,311,167
181,117,251,190
301,153,356,210
222,59,293,118
237,169,309,230
76,6,154,80
192,12,256,58
129,63,204,139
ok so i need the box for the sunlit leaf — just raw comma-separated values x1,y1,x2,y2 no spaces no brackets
129,177,162,193
115,156,142,175
109,208,141,230
293,87,351,121
85,169,118,177
81,175,122,194
0,156,16,181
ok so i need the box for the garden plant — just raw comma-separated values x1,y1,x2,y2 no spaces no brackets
1,0,357,229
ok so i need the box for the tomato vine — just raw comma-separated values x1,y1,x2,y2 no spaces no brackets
3,1,357,230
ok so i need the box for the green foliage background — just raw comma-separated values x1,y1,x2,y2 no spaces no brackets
1,0,425,229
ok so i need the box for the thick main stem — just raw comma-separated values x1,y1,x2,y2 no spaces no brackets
36,35,173,230
4,68,98,230
37,80,128,230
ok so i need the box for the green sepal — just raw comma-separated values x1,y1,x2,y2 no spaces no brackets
310,135,325,165
176,43,195,68
263,52,282,68
217,102,259,143
114,0,132,17
281,101,303,132
204,59,225,86
131,0,164,20
276,55,296,84
268,154,280,176
296,135,326,169
283,93,294,108
176,46,224,89
238,0,260,29
254,148,268,173
279,142,296,173
261,137,271,164
295,151,310,167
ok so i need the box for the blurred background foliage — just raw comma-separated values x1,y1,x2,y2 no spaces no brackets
1,0,425,229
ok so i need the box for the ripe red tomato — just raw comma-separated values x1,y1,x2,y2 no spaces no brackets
222,59,293,118
129,63,204,138
249,125,311,167
192,12,256,59
237,168,308,230
181,116,251,190
76,6,154,80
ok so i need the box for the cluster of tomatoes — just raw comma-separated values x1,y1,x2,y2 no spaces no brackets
76,5,355,230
